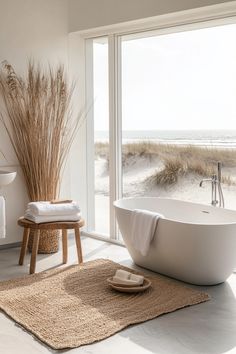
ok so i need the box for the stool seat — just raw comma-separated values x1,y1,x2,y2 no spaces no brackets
18,217,84,230
18,217,85,274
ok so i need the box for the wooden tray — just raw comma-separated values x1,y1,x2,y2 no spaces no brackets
107,277,151,293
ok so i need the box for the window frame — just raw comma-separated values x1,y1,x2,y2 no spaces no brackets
70,3,236,242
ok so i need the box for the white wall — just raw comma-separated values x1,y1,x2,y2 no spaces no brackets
68,0,234,32
0,0,69,245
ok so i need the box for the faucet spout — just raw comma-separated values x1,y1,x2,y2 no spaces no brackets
199,178,212,187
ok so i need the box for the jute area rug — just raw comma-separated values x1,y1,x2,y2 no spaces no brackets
0,259,210,349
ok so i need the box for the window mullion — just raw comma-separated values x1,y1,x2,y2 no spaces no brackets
108,34,122,240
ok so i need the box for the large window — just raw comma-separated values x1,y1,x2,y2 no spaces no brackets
85,19,236,240
121,25,236,206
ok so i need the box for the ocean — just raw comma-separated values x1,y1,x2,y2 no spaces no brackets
95,130,236,148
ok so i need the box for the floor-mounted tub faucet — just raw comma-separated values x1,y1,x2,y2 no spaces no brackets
199,162,225,208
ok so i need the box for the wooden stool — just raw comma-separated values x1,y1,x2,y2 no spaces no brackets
18,217,85,274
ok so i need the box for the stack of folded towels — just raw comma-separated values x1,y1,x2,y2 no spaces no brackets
24,200,81,223
112,269,144,286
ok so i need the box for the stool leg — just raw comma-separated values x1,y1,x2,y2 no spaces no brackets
30,229,40,274
19,227,30,265
74,227,83,264
62,229,68,264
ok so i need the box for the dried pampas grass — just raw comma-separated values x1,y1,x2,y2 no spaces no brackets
0,61,81,201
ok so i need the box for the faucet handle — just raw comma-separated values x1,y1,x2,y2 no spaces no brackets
212,174,217,181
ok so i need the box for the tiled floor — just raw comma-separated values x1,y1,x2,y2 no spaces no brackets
0,236,236,354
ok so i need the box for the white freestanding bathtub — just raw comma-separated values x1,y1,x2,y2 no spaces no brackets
114,197,236,285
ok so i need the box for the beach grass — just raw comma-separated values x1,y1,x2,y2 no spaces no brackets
95,141,236,185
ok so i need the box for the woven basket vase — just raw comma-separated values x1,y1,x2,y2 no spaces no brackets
28,229,60,254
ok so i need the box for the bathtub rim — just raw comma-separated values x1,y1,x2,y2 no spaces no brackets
113,196,236,226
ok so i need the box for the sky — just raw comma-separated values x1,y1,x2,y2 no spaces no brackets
93,23,236,131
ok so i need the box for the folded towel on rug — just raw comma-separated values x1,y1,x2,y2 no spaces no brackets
27,201,80,216
112,277,142,286
131,209,163,257
113,269,144,286
0,196,6,238
24,213,81,224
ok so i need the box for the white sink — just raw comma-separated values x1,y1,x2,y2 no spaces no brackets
0,170,17,187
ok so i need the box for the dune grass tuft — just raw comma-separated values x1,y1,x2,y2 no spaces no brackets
154,158,185,185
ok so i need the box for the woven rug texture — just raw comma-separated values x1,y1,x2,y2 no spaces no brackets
0,259,210,349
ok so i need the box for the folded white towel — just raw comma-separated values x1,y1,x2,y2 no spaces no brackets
113,269,144,286
24,213,81,224
0,196,6,238
27,201,80,216
131,209,163,256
